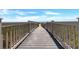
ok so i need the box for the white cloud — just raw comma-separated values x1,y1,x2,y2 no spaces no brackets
26,12,37,14
2,15,76,22
16,12,25,15
0,9,37,16
50,16,78,21
0,9,9,15
16,11,37,15
45,11,61,15
2,15,54,22
15,16,41,22
1,10,78,22
2,15,78,22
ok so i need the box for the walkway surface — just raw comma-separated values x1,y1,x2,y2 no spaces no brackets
17,24,58,49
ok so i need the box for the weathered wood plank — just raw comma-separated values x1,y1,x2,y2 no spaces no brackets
17,25,58,49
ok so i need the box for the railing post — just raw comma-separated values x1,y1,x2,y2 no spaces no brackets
10,27,13,48
30,22,31,32
77,18,79,48
15,26,17,42
5,27,9,49
0,18,3,48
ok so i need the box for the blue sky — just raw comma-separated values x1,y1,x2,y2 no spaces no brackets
0,9,79,22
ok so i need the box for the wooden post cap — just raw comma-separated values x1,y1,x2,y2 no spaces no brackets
0,18,2,22
77,17,79,22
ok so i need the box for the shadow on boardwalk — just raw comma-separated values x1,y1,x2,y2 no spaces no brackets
45,29,64,49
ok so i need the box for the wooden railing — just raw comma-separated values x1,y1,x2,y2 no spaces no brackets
1,22,38,49
42,21,79,49
0,18,3,49
0,18,79,49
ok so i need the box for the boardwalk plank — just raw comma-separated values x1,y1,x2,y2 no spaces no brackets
17,25,58,49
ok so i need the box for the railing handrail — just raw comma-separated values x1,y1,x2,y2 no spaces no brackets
42,19,79,49
1,21,39,49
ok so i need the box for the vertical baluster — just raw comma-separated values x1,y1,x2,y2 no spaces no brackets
15,26,17,42
28,23,29,33
77,21,79,48
71,25,74,48
17,24,20,40
14,26,16,44
74,25,78,48
12,26,15,45
63,25,66,47
20,24,21,39
67,25,69,45
73,26,75,48
69,25,71,47
10,27,13,48
65,25,67,44
2,27,6,48
0,18,3,48
5,27,9,49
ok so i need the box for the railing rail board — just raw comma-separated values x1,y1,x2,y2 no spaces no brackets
1,22,38,49
42,20,79,49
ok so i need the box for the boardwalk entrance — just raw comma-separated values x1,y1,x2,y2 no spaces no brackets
17,24,58,49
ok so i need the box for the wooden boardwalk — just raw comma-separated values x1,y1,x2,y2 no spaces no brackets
17,25,58,49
